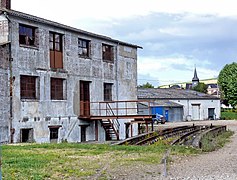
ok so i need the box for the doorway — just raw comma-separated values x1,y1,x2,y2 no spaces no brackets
21,128,33,143
81,126,87,142
208,108,215,120
192,104,200,120
80,81,90,117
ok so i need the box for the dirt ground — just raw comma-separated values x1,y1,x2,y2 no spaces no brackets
97,120,237,180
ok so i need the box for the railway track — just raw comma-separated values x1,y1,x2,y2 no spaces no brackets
116,124,226,147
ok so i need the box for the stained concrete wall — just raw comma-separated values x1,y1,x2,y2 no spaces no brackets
0,47,9,143
8,15,138,143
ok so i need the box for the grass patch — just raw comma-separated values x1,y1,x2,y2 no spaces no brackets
200,130,234,152
2,131,232,179
221,111,237,120
2,143,171,179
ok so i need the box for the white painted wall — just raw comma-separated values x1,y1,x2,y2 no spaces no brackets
171,99,221,121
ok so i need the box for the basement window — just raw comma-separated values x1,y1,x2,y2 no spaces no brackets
78,38,90,58
21,128,33,143
102,44,114,62
51,78,66,100
49,127,59,143
20,75,38,99
19,24,37,46
104,83,113,101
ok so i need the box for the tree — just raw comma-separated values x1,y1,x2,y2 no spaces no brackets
218,62,237,108
192,82,208,93
138,82,154,88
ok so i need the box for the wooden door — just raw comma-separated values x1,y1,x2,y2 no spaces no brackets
80,81,90,117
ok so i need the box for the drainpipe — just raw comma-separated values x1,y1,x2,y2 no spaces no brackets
115,43,119,118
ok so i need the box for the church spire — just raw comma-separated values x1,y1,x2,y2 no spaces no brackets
192,67,199,87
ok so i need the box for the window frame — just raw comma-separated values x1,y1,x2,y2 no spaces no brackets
19,24,37,47
104,83,113,101
49,32,63,69
78,38,90,58
102,44,114,62
50,78,66,100
20,75,38,100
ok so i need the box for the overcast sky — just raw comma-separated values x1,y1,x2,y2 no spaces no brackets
12,0,237,86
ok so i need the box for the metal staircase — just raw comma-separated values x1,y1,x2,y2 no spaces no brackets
100,119,119,140
100,103,120,140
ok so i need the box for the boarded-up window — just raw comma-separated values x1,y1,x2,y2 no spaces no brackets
20,75,37,99
49,32,63,69
78,38,90,57
19,24,36,46
104,83,113,101
102,44,114,62
51,78,64,100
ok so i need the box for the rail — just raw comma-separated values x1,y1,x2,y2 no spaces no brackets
116,125,227,146
89,100,153,118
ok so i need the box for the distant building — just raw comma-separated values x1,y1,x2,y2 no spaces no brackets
138,88,221,121
192,67,199,88
158,68,220,97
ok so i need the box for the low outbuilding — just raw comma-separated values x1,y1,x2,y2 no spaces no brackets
138,88,221,121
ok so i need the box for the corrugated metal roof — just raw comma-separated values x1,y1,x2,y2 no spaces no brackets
138,88,220,100
0,8,142,49
150,100,183,107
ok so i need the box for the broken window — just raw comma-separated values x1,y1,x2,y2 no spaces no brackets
104,83,113,101
20,75,37,99
21,128,33,143
102,44,114,62
49,127,59,143
51,78,64,100
19,24,36,46
78,38,90,57
49,32,63,69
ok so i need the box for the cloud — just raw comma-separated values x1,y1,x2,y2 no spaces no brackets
11,0,237,86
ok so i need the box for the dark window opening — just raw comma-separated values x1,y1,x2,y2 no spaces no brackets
50,32,63,68
104,83,113,101
78,38,90,57
19,24,36,46
51,78,64,100
49,128,59,143
102,44,114,62
21,128,33,143
20,75,37,99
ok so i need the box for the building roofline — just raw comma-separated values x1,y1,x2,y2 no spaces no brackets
0,8,142,49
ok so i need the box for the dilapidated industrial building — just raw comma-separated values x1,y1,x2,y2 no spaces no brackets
0,0,148,143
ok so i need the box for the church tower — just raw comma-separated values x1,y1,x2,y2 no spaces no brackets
192,67,199,87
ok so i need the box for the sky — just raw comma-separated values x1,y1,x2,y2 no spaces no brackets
11,0,237,86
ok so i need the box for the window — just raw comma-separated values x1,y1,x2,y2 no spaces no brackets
49,32,63,69
102,44,114,62
19,24,36,46
51,78,64,100
78,38,90,57
104,83,113,101
20,75,37,99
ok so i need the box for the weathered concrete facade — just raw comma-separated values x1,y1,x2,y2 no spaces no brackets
0,5,140,143
0,14,10,143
